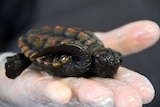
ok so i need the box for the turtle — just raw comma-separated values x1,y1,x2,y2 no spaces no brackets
5,26,123,79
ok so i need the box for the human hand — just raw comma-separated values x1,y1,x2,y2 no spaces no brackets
0,20,159,107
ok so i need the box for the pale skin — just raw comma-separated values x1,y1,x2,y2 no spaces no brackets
0,20,159,107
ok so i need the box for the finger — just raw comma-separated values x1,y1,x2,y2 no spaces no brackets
18,66,72,104
93,78,142,107
114,67,155,104
95,20,160,55
62,77,114,107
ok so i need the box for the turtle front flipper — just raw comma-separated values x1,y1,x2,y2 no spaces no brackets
5,53,31,79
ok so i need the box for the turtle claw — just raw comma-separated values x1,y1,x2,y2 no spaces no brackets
5,53,31,79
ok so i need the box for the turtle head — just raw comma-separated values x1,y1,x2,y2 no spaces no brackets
91,48,123,78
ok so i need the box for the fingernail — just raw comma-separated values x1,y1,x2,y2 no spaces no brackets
45,81,72,104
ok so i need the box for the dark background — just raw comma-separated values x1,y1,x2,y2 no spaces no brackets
0,0,160,106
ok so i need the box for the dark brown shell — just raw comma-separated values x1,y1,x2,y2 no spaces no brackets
17,26,106,77
18,26,104,59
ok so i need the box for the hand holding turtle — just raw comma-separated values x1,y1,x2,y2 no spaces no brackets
0,20,159,107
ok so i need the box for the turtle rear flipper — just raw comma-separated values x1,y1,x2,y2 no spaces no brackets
5,53,31,79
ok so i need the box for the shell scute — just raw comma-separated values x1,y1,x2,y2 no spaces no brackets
43,37,59,49
53,26,65,35
41,26,52,33
65,27,78,37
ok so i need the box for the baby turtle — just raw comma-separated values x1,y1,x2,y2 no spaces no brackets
5,26,123,79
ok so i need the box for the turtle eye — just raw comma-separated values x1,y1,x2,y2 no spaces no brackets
60,55,72,64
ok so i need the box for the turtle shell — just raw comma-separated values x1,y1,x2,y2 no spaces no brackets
17,26,106,77
5,25,123,79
